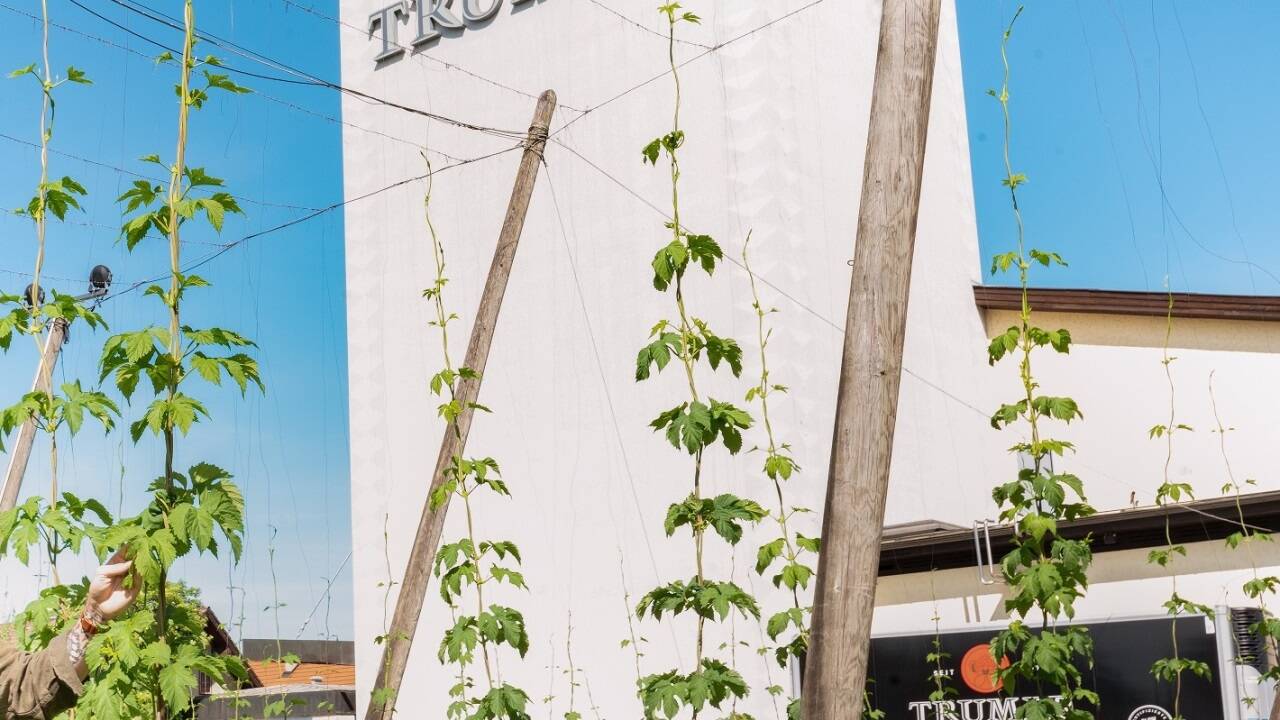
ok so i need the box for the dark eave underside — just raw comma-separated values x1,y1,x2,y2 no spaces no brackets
879,490,1280,577
973,286,1280,322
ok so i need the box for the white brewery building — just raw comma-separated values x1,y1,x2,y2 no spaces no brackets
339,1,1280,718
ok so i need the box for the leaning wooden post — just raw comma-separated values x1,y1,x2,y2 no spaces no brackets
802,1,941,717
0,317,68,512
363,89,556,720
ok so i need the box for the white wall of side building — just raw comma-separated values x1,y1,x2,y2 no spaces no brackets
338,0,1280,715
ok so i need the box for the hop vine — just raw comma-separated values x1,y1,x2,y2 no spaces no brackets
926,611,958,718
1211,372,1280,706
417,155,534,720
1,0,257,708
0,0,112,593
89,2,259,716
741,236,817,720
1145,290,1212,720
985,9,1097,720
632,5,765,719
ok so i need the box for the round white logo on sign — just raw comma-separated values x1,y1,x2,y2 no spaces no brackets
1127,705,1173,720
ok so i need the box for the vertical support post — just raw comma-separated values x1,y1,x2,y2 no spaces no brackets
802,0,941,716
363,89,557,720
0,317,67,512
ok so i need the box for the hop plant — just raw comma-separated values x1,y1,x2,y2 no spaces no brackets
985,9,1096,720
632,5,766,718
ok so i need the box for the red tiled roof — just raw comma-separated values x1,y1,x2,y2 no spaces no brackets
248,660,355,688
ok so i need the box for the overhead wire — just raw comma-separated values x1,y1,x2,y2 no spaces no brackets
553,0,831,137
18,0,1267,591
1168,0,1259,293
295,550,352,639
277,0,586,113
66,0,321,88
0,131,321,212
0,1,464,161
540,157,684,664
579,0,713,49
0,142,519,301
101,142,524,302
543,139,1279,537
539,159,662,580
1070,0,1149,291
99,0,531,142
1101,0,1280,289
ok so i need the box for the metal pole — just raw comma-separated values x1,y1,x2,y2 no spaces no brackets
363,89,557,720
802,0,941,716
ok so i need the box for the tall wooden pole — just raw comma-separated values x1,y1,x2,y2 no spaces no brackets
802,0,941,717
0,318,67,512
363,89,556,720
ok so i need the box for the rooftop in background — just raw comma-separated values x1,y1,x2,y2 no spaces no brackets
198,638,356,719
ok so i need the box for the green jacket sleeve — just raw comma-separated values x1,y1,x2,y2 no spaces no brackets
0,632,84,720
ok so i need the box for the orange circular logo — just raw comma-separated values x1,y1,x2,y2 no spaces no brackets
959,644,1009,694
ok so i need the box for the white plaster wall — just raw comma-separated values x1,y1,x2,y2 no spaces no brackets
928,314,1280,633
340,0,997,713
339,0,1280,715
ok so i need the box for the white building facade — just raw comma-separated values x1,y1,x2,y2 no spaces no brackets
338,0,1280,716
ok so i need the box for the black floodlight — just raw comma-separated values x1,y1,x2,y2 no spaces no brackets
89,265,113,294
23,283,45,308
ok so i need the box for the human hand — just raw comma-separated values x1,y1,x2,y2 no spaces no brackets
85,547,141,623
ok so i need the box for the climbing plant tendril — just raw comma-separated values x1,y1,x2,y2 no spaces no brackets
1145,291,1212,720
2,1,258,715
0,0,114,593
926,610,958,717
632,4,765,719
741,235,816,720
417,154,534,720
1211,372,1280,708
985,8,1097,720
89,1,261,715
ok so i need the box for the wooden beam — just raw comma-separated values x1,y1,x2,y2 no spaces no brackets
362,89,557,720
802,0,941,716
1,318,68,512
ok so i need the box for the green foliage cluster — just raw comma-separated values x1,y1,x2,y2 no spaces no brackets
740,237,817,720
17,581,248,719
397,158,533,720
0,3,261,718
985,10,1097,720
1,0,103,598
0,492,111,568
632,5,766,718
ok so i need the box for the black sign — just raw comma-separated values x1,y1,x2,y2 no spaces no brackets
865,617,1223,720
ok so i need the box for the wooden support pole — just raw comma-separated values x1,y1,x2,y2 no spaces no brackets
363,89,556,720
802,0,941,716
1,318,67,512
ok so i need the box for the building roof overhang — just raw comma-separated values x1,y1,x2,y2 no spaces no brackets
879,490,1280,577
973,285,1280,322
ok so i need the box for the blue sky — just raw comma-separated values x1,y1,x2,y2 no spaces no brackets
957,1,1280,294
0,1,1275,644
0,0,349,641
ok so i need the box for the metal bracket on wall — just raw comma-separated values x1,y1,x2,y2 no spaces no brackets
973,519,999,585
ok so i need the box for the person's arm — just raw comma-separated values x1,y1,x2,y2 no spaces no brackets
0,631,84,720
0,553,138,720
